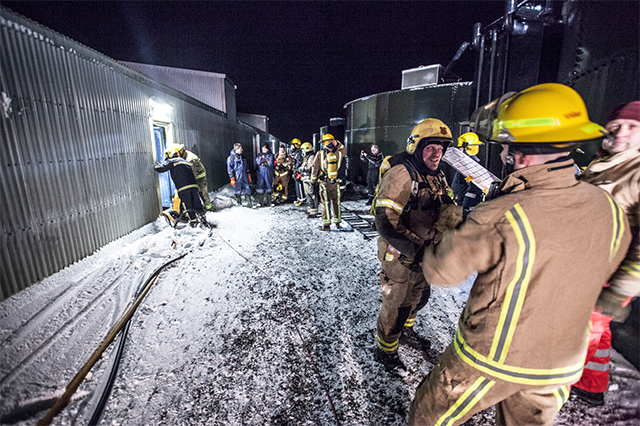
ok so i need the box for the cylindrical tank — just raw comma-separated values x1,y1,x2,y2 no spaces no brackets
343,82,473,185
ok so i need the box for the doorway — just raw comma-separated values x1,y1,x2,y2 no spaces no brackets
153,123,175,208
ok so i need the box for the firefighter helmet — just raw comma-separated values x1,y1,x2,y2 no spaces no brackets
301,142,313,153
406,118,452,155
457,132,482,156
487,83,605,148
291,138,302,148
164,145,181,159
321,133,336,145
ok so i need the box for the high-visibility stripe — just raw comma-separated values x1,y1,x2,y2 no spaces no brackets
195,172,206,179
605,194,625,261
584,361,610,372
404,318,416,327
384,252,395,262
454,329,584,385
177,184,199,192
435,377,495,426
553,385,570,411
377,335,399,352
336,185,341,221
489,204,536,363
620,261,640,278
594,348,611,358
376,199,404,214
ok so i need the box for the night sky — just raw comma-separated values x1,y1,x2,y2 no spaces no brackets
2,1,504,141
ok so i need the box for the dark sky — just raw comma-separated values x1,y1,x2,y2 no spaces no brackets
2,1,504,141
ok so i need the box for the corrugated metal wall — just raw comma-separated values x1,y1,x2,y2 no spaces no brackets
0,7,253,300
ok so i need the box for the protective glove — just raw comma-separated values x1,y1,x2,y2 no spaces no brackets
595,287,634,323
248,174,252,183
230,177,236,187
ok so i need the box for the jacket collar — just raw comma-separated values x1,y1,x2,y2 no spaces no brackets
500,158,577,194
586,145,640,173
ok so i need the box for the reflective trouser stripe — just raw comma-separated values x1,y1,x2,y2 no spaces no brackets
377,335,399,352
435,377,495,426
553,385,570,411
584,361,610,372
404,317,416,327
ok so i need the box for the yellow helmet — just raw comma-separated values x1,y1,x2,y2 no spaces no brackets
291,138,302,148
164,145,181,159
321,133,336,145
489,83,605,147
406,118,452,154
301,142,313,153
457,132,482,156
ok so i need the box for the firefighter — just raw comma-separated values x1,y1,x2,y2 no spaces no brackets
409,83,632,426
255,143,275,207
155,145,204,220
226,143,252,207
360,144,384,205
450,132,484,219
272,145,293,204
572,101,640,406
373,118,462,374
175,144,212,211
290,138,306,206
310,134,347,230
299,142,319,216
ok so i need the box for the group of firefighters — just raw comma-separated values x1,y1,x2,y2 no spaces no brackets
155,82,638,425
373,84,638,426
225,134,355,231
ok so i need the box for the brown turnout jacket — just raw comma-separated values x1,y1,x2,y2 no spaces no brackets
375,162,459,261
580,146,640,297
422,159,631,386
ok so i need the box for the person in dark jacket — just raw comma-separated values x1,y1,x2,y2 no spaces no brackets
450,133,484,219
360,144,383,205
155,145,203,220
226,143,252,207
255,143,275,207
290,138,306,206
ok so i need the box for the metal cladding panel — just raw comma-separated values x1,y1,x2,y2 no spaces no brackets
0,7,240,300
121,61,228,114
344,82,473,185
238,113,268,133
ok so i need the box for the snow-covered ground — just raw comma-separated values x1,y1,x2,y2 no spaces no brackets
1,187,639,425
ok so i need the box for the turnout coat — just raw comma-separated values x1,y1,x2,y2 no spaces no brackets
580,146,640,298
422,159,631,387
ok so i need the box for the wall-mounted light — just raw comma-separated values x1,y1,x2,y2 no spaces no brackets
150,97,174,121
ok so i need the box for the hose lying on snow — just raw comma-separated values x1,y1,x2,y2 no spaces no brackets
37,253,187,425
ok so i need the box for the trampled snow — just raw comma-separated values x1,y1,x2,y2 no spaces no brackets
1,187,638,425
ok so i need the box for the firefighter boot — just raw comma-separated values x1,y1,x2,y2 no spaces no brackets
374,347,407,376
399,326,431,352
235,195,242,206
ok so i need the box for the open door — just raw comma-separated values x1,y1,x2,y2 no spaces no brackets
153,123,175,208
